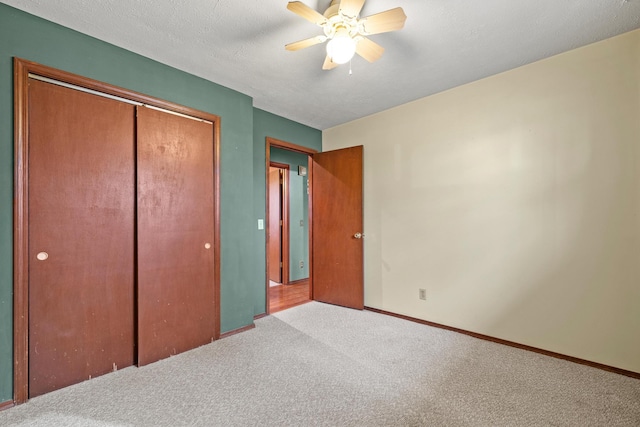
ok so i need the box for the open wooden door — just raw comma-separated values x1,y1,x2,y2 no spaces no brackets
311,145,364,309
268,167,283,283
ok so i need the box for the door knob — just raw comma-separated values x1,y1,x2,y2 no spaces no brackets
36,252,49,261
354,233,364,239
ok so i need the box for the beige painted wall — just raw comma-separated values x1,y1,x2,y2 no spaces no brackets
323,29,640,373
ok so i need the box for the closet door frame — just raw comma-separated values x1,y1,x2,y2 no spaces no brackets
13,57,221,404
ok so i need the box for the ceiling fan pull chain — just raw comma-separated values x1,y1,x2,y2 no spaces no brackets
349,59,353,75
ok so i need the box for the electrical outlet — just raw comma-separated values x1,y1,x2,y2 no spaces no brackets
419,289,426,300
299,261,304,269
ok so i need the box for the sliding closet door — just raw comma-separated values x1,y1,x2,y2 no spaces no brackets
28,80,136,397
136,106,216,366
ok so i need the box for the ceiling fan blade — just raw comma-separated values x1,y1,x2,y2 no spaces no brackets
339,0,366,19
322,55,339,70
355,37,384,63
285,35,327,51
287,1,327,26
360,7,407,35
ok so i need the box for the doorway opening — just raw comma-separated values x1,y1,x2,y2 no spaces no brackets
266,138,316,313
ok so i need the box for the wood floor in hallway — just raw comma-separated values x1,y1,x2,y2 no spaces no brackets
269,279,310,313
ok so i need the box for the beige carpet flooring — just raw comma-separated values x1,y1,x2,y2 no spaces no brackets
0,301,638,426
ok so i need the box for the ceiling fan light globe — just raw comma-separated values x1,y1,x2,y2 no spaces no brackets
326,34,356,64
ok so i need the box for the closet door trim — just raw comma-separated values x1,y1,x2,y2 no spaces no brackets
13,57,221,405
28,74,214,125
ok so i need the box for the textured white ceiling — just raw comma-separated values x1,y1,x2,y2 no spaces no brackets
2,0,640,130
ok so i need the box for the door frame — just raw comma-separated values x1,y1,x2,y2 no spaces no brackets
268,162,290,285
265,137,317,313
13,58,222,404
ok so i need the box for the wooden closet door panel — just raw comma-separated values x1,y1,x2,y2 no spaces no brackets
28,80,136,397
136,106,215,366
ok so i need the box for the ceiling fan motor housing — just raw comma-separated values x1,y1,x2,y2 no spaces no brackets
323,0,362,40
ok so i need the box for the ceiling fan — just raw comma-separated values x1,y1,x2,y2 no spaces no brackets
285,0,407,70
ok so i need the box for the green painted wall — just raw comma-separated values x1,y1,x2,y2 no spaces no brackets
0,4,278,402
252,109,321,316
270,148,310,282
